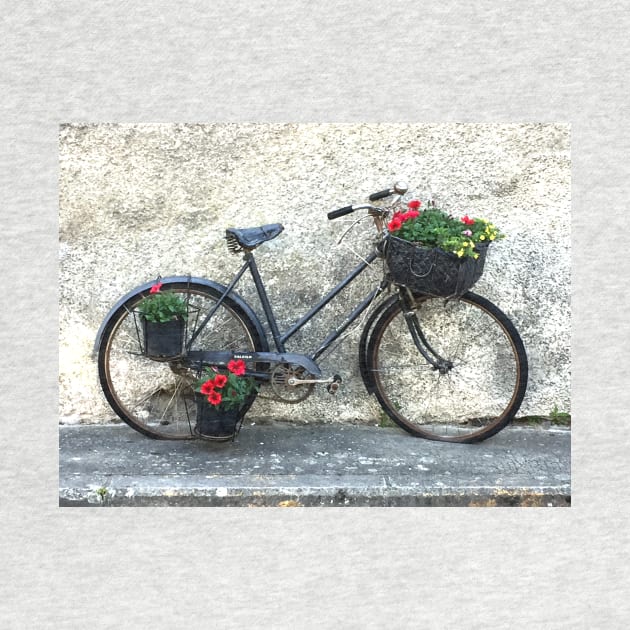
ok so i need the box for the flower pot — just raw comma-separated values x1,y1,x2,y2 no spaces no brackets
142,317,185,359
194,394,243,441
386,236,489,298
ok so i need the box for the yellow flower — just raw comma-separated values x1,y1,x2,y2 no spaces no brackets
490,234,496,240
473,253,479,259
456,249,464,257
480,235,486,240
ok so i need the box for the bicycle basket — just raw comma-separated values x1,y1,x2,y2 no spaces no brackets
385,236,489,298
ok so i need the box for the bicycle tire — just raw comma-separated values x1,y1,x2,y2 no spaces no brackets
366,291,528,443
97,281,265,439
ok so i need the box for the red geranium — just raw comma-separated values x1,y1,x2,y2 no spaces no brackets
407,199,421,210
196,364,258,412
387,216,403,232
461,215,475,226
213,373,228,388
207,390,222,406
200,380,214,395
149,281,163,294
228,359,246,376
388,206,421,232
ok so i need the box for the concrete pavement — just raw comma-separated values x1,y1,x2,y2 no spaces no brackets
59,421,570,507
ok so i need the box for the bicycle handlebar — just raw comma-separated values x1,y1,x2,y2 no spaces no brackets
327,205,355,220
327,181,409,220
368,188,393,201
369,181,408,201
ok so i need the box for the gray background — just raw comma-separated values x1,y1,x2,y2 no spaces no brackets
2,1,628,628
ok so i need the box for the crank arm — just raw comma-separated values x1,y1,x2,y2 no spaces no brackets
287,374,342,393
287,376,334,386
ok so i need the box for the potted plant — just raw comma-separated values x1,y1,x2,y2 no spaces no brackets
136,280,188,358
193,359,259,441
385,199,504,297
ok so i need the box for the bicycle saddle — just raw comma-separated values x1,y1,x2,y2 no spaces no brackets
226,223,284,252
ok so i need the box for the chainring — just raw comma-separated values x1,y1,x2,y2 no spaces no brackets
270,363,315,403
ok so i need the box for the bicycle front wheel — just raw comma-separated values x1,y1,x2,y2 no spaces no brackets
97,281,263,439
367,292,528,443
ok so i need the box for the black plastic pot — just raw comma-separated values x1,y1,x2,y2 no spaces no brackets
194,394,243,441
142,317,185,358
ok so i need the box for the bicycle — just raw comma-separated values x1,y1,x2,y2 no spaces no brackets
94,182,528,443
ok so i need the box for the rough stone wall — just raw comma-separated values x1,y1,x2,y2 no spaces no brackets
59,123,570,424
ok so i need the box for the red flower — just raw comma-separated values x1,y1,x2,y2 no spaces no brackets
387,216,403,232
207,390,222,406
200,380,214,395
149,281,163,294
461,215,475,226
403,209,420,220
407,200,421,210
227,359,246,376
213,374,228,388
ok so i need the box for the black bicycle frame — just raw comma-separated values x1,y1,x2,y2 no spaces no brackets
187,249,384,375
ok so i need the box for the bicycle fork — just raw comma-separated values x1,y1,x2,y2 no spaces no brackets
398,289,453,374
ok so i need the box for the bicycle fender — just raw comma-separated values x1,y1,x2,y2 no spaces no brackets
92,275,268,358
358,294,401,395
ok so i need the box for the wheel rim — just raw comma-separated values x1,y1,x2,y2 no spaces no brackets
371,295,525,442
100,286,257,439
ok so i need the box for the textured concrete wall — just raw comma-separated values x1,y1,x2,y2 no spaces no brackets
59,123,570,424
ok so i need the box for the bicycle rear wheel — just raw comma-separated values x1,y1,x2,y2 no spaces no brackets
367,292,528,443
97,281,263,439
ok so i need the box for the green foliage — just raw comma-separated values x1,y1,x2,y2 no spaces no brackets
550,405,571,426
378,409,397,428
95,486,109,504
137,291,188,323
378,400,400,427
195,366,258,412
520,407,571,427
392,206,504,259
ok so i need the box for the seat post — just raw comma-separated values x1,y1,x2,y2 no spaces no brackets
246,253,286,352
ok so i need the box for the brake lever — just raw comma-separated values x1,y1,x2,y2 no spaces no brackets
337,214,372,245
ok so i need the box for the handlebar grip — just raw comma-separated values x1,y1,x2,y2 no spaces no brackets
369,188,393,201
327,205,354,220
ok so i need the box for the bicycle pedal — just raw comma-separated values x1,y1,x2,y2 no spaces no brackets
327,374,342,394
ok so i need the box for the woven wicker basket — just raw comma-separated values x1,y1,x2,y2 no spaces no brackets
385,236,489,297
